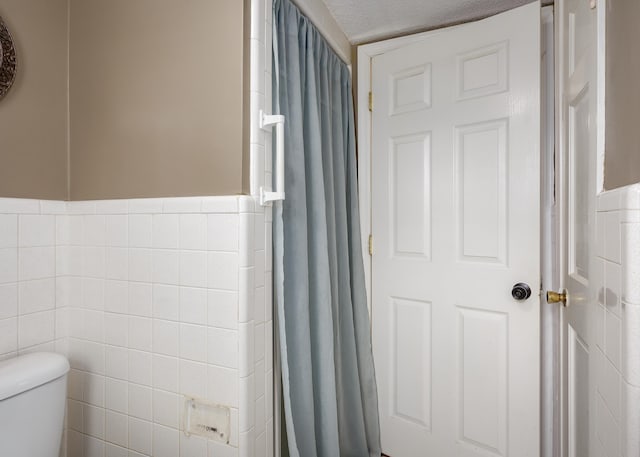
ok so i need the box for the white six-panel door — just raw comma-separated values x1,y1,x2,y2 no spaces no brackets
370,3,541,456
556,0,597,456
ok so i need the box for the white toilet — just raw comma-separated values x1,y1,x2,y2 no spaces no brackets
0,352,70,457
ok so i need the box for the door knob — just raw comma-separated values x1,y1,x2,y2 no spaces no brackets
512,283,532,301
547,290,567,306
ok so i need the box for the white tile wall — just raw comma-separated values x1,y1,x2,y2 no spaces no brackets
59,197,261,457
0,199,66,361
0,193,273,457
595,184,640,457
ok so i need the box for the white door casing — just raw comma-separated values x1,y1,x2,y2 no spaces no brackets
556,0,598,456
365,3,541,456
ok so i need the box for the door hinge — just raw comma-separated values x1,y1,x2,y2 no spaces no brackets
368,91,373,112
368,234,373,256
590,0,596,9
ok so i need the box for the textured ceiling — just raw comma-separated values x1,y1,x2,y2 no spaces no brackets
322,0,534,44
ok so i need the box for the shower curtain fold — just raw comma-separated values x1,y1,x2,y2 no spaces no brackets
272,1,382,456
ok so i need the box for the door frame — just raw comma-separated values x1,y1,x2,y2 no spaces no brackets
356,6,557,456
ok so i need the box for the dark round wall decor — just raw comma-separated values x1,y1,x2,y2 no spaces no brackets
0,15,17,100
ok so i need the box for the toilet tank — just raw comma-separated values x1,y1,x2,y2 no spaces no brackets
0,352,70,457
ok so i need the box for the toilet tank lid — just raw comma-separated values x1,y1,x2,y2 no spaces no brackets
0,352,70,401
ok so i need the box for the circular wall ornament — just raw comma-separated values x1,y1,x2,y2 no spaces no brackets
0,16,17,100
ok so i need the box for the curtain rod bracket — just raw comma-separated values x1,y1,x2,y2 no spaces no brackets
260,190,286,206
260,111,285,130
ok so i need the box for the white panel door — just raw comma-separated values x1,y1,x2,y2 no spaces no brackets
370,3,541,456
556,1,596,456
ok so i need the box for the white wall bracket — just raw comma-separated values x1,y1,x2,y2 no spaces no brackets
259,110,286,206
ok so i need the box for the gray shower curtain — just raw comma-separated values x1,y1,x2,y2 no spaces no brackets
272,0,381,456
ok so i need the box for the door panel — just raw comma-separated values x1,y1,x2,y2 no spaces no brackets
390,134,431,258
458,307,508,455
569,87,591,284
455,120,508,264
456,42,508,100
371,3,541,456
391,297,432,428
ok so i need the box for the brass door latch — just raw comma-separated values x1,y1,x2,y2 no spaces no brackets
547,290,568,306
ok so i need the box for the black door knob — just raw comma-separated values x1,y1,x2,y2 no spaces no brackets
512,283,532,301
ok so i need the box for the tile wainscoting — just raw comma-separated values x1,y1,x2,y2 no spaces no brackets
0,199,66,361
594,184,640,457
0,195,272,457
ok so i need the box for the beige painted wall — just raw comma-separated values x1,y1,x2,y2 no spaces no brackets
0,0,69,200
604,0,640,190
69,0,247,200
